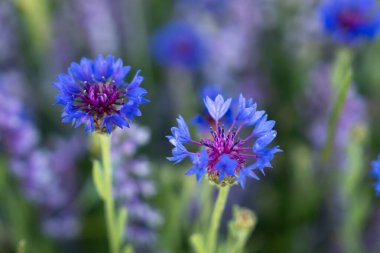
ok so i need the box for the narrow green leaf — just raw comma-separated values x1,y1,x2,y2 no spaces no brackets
117,208,128,244
322,48,353,161
190,233,206,253
92,160,105,199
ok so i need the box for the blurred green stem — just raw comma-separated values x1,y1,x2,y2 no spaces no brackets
17,240,26,253
198,182,213,231
341,126,370,253
0,160,27,249
98,133,118,253
322,49,353,161
206,186,230,253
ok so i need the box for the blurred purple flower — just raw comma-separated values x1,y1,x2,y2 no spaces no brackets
111,127,162,252
0,1,19,63
41,210,82,240
176,0,228,15
0,69,85,241
111,124,150,157
10,136,85,240
75,0,119,54
0,73,39,156
199,0,268,85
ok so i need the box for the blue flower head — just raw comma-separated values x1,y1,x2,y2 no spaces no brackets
371,155,380,195
320,0,380,44
151,21,206,70
52,55,148,133
167,93,281,188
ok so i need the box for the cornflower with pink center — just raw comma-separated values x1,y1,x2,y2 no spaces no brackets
167,94,281,188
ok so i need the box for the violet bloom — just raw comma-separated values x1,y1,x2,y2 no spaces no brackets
11,137,85,240
167,94,281,188
0,1,19,63
111,127,162,252
74,0,119,54
0,75,39,156
41,211,82,240
320,0,380,44
52,55,148,133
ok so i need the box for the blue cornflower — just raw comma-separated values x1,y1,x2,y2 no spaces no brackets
371,155,380,195
320,0,380,44
167,94,281,188
151,21,206,70
52,55,148,133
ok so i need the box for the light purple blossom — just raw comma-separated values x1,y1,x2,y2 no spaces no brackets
111,126,162,252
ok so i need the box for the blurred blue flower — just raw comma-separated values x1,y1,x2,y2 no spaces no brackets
151,21,206,70
371,155,380,195
320,0,380,44
52,55,148,133
167,94,281,188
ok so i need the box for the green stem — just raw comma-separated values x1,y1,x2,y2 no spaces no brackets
206,186,230,253
322,49,353,161
98,133,118,253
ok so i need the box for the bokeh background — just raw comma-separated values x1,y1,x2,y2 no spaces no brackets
1,0,380,253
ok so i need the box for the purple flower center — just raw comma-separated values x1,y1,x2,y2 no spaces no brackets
75,82,125,123
200,126,247,182
338,9,365,30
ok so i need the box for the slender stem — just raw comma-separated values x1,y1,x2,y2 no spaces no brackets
206,186,230,253
322,49,353,162
98,133,118,253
